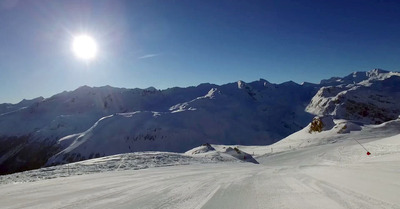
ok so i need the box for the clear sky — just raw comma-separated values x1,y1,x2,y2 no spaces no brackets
1,0,400,103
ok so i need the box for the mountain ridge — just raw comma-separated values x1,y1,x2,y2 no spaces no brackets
0,69,399,174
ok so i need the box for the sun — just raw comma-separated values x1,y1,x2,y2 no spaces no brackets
72,35,98,60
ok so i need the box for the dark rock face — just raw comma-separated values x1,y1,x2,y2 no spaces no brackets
0,136,60,175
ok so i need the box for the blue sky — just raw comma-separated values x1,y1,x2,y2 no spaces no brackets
1,0,400,103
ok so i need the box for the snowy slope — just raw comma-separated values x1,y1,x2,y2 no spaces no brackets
2,144,257,184
1,117,400,208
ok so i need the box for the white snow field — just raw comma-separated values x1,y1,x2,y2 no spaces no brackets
1,120,400,209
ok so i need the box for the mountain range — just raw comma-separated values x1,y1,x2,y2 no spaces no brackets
0,68,399,174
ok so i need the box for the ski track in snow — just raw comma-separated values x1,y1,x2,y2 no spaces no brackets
1,162,399,209
1,146,400,208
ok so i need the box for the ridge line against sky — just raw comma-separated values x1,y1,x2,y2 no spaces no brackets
3,68,398,105
1,0,400,103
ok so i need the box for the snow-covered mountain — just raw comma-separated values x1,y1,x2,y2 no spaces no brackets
0,97,44,115
1,68,399,174
43,80,317,165
307,69,400,124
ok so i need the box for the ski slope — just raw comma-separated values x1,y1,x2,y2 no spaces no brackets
1,121,400,209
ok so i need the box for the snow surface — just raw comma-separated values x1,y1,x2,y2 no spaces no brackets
1,119,400,208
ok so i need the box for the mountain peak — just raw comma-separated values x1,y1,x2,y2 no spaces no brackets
145,87,158,91
237,80,246,89
280,80,299,86
320,69,396,86
366,68,389,77
76,85,92,90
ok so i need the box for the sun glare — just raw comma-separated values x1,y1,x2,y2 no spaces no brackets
72,35,98,60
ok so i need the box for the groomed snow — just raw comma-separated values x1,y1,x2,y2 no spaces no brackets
1,120,400,209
